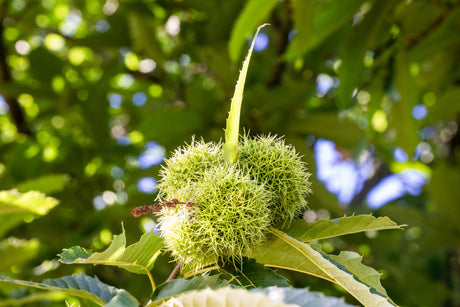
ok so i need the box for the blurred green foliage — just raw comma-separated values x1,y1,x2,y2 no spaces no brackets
0,0,459,306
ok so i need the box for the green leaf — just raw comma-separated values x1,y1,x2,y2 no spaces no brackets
425,87,460,124
16,174,70,194
150,275,229,305
250,287,355,307
0,238,40,272
288,112,364,148
391,47,419,155
283,215,404,242
127,8,165,65
139,109,204,148
59,228,163,292
0,190,59,238
152,287,295,307
0,292,67,306
284,0,315,60
228,0,277,62
427,163,460,230
224,24,268,163
338,0,396,107
248,228,397,307
296,0,364,55
0,273,139,307
224,259,290,288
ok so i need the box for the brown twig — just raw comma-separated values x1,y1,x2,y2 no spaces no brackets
166,261,182,282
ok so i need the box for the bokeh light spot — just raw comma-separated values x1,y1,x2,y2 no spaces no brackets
138,177,158,194
371,110,388,132
412,104,428,120
253,32,269,52
165,15,180,36
132,92,147,106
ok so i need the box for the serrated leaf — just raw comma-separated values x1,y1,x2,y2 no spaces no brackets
0,238,40,272
59,228,163,291
0,190,59,238
248,229,397,307
150,275,229,305
224,24,268,163
283,215,403,242
228,0,278,62
0,273,138,307
338,0,396,107
250,287,355,307
153,287,296,307
329,251,389,298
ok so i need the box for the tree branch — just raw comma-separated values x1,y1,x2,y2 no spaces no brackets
0,21,32,136
266,0,292,88
166,261,182,282
347,159,393,211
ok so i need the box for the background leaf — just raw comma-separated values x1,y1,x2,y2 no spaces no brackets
228,0,278,62
283,215,403,242
337,0,397,107
16,174,70,194
0,190,59,238
0,238,40,272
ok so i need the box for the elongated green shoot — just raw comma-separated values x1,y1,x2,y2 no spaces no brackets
223,24,269,163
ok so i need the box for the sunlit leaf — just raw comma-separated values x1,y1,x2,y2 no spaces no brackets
59,227,163,291
149,287,295,307
248,228,397,307
224,24,267,163
283,215,403,242
0,190,59,238
0,237,40,272
228,0,277,62
0,273,138,307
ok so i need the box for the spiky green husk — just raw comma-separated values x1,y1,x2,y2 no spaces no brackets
157,139,224,199
237,135,312,224
158,164,271,268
